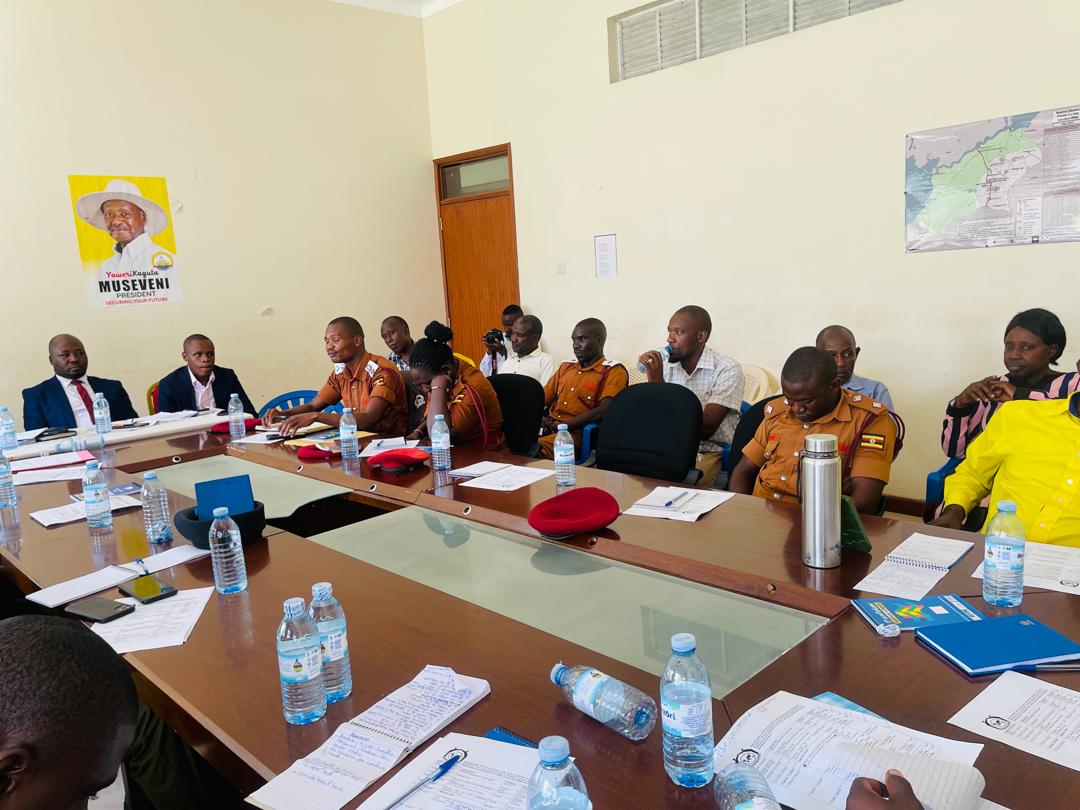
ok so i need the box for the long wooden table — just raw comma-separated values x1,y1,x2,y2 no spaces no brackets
4,425,1078,808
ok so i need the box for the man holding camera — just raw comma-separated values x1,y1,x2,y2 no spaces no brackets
479,304,524,377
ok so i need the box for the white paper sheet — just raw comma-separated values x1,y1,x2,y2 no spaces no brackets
10,450,95,472
623,486,734,522
248,666,491,810
713,691,983,810
971,541,1080,596
26,566,136,608
949,670,1080,772
359,732,537,810
459,466,554,492
448,461,510,478
92,587,214,654
359,437,419,458
29,495,141,527
854,560,949,600
118,544,211,575
16,428,47,443
13,467,87,485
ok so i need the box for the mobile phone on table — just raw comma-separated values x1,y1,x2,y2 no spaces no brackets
36,427,76,442
65,596,135,623
118,575,178,604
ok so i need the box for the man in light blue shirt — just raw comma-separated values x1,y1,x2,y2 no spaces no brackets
816,325,894,411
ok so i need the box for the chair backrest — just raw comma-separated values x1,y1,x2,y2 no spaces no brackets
740,362,778,403
595,383,703,482
488,374,546,455
453,352,476,368
146,382,159,416
727,394,781,472
259,389,319,416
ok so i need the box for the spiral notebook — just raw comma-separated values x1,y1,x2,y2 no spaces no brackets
854,533,974,600
247,665,490,810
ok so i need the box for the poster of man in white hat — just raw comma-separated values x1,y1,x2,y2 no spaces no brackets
68,175,182,308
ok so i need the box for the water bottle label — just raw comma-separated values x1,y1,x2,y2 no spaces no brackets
85,485,107,507
734,800,779,810
571,668,611,719
661,697,712,738
432,433,451,450
554,444,575,463
278,647,322,683
320,630,348,663
340,425,357,439
986,542,1025,571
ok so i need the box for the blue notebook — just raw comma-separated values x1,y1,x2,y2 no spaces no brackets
916,614,1080,676
852,594,985,632
484,727,537,748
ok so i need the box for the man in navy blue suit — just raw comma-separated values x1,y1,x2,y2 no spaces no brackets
156,334,256,415
22,334,138,430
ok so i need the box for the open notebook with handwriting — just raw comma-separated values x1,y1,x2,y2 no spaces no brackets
247,665,490,810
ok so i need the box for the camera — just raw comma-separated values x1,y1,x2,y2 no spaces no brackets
483,328,505,345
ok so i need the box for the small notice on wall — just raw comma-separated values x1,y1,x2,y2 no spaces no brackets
69,175,182,308
594,233,618,278
906,104,1080,252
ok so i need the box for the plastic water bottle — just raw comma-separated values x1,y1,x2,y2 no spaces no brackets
0,452,16,511
339,408,359,460
550,662,656,740
661,632,714,788
228,394,246,440
0,407,17,452
637,344,673,373
82,461,112,530
713,763,781,809
140,471,173,544
208,507,248,594
308,581,352,703
983,500,1026,607
54,435,107,453
431,413,452,471
553,424,576,486
93,393,112,434
277,597,327,725
526,736,592,810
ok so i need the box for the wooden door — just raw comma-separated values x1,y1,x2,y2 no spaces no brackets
435,145,520,365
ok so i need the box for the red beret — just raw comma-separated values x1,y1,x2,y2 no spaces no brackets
211,418,259,434
527,487,620,539
297,444,339,461
368,448,429,473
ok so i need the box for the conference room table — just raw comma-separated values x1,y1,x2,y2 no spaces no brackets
2,422,1078,808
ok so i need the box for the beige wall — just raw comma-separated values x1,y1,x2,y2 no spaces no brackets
0,0,443,423
423,0,1080,497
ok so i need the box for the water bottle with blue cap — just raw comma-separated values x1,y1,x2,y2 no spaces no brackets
983,500,1025,607
0,407,17,452
549,661,656,740
661,632,714,787
208,506,247,594
526,736,591,810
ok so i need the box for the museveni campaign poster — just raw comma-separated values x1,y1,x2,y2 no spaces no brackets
68,175,182,308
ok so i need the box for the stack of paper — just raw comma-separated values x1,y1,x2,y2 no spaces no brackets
92,587,214,654
10,450,95,472
713,691,988,810
248,666,490,810
459,466,554,492
854,533,973,599
13,467,87,486
360,437,420,458
29,495,142,527
971,540,1080,596
623,486,734,522
449,461,510,478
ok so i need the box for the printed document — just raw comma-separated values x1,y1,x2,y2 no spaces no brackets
10,450,95,472
971,541,1080,596
92,587,213,654
29,495,141,527
360,437,419,458
949,670,1080,772
13,467,86,485
623,486,734,522
459,466,554,492
359,732,537,809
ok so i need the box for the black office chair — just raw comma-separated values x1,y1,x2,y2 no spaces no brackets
489,374,546,456
727,394,781,472
595,383,703,483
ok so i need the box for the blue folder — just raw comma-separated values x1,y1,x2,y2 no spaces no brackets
916,614,1080,676
194,475,255,521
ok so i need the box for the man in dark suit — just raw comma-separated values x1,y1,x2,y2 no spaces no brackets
22,334,138,430
156,334,256,415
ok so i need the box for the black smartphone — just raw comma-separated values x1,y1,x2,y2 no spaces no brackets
36,427,76,442
65,597,135,623
118,575,178,604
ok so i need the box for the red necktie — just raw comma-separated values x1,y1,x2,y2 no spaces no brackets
71,379,95,414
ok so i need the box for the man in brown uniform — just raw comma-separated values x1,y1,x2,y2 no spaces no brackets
538,318,628,459
730,347,896,514
263,316,407,437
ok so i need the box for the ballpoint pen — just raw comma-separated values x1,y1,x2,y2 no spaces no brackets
131,558,151,576
384,753,463,809
1013,662,1080,672
664,490,694,508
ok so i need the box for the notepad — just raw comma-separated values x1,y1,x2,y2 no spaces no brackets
854,533,973,599
248,665,490,810
256,421,335,437
917,614,1080,676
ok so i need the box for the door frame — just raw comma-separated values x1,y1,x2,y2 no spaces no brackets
432,143,520,332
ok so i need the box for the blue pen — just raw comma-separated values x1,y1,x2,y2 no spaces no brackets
384,753,463,809
664,490,694,508
131,558,150,576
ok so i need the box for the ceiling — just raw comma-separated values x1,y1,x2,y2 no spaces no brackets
329,0,465,18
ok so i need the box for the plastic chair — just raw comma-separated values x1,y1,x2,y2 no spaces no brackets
453,352,476,368
740,362,779,402
258,390,344,417
924,457,962,521
146,382,159,415
578,423,598,465
720,401,752,472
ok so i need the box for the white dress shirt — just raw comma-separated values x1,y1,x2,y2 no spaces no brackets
56,374,96,429
189,369,216,410
497,347,558,386
479,335,515,377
